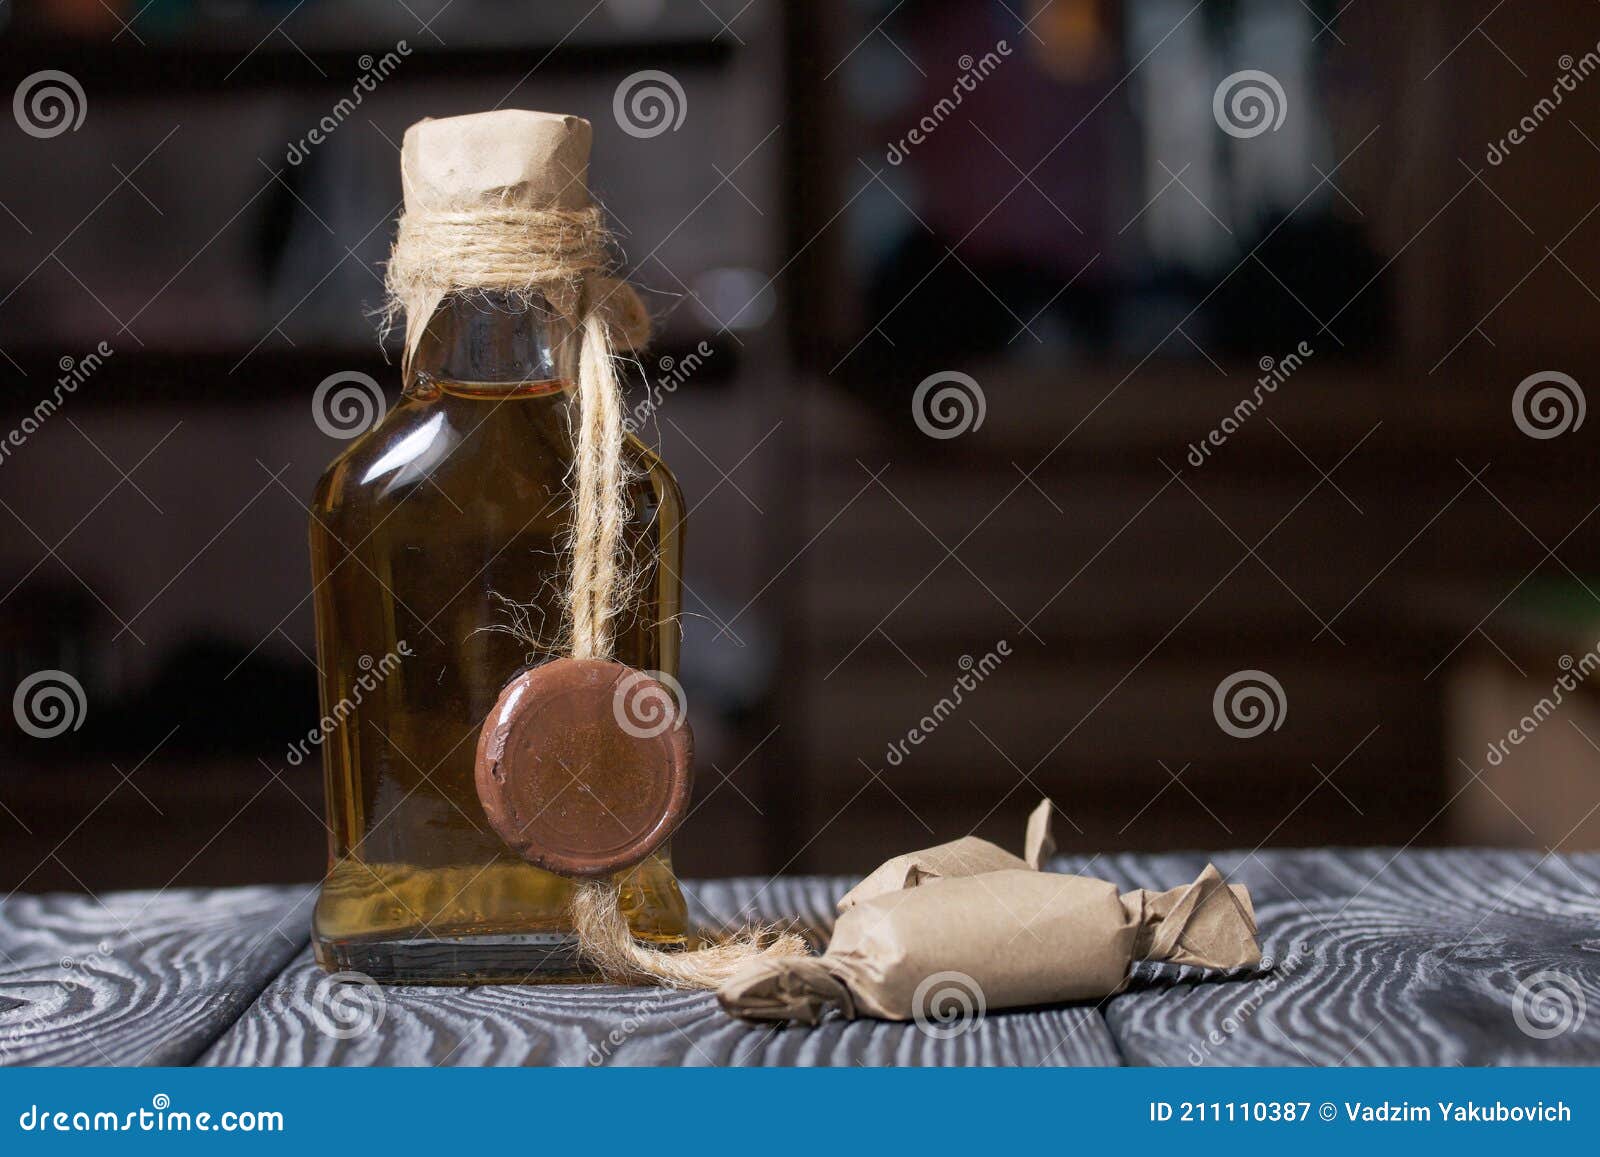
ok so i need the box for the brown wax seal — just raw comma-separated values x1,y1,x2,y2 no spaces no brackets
474,658,693,877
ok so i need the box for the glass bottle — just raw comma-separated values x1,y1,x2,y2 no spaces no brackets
308,290,690,983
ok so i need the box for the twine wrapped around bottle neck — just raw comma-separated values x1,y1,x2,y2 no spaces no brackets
385,204,648,659
387,207,651,376
385,198,807,988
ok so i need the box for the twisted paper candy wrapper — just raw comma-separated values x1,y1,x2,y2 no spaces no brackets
719,801,1261,1023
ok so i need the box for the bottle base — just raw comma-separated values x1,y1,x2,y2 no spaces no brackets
311,854,691,983
315,930,692,985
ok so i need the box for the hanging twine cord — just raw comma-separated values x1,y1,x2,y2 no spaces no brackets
568,301,631,660
386,204,647,657
385,203,807,988
572,880,808,989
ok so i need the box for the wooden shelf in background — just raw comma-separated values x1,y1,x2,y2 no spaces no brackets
0,35,735,94
0,338,740,410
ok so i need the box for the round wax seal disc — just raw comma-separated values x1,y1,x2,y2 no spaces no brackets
474,658,693,878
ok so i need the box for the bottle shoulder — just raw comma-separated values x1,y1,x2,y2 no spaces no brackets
312,391,683,522
623,429,685,525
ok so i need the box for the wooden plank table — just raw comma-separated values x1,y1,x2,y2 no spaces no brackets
1,851,1597,1066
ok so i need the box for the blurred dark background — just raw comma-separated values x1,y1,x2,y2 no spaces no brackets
3,0,1600,891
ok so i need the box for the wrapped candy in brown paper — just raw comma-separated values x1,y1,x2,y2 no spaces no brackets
718,802,1260,1025
837,798,1254,925
834,797,1058,912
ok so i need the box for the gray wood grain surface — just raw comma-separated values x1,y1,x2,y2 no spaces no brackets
200,875,1121,1066
1082,849,1600,1067
0,884,313,1066
4,852,1598,1066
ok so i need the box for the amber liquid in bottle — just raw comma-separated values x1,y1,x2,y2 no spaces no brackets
309,293,689,983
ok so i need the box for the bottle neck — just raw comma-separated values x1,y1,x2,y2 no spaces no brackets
409,290,578,394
